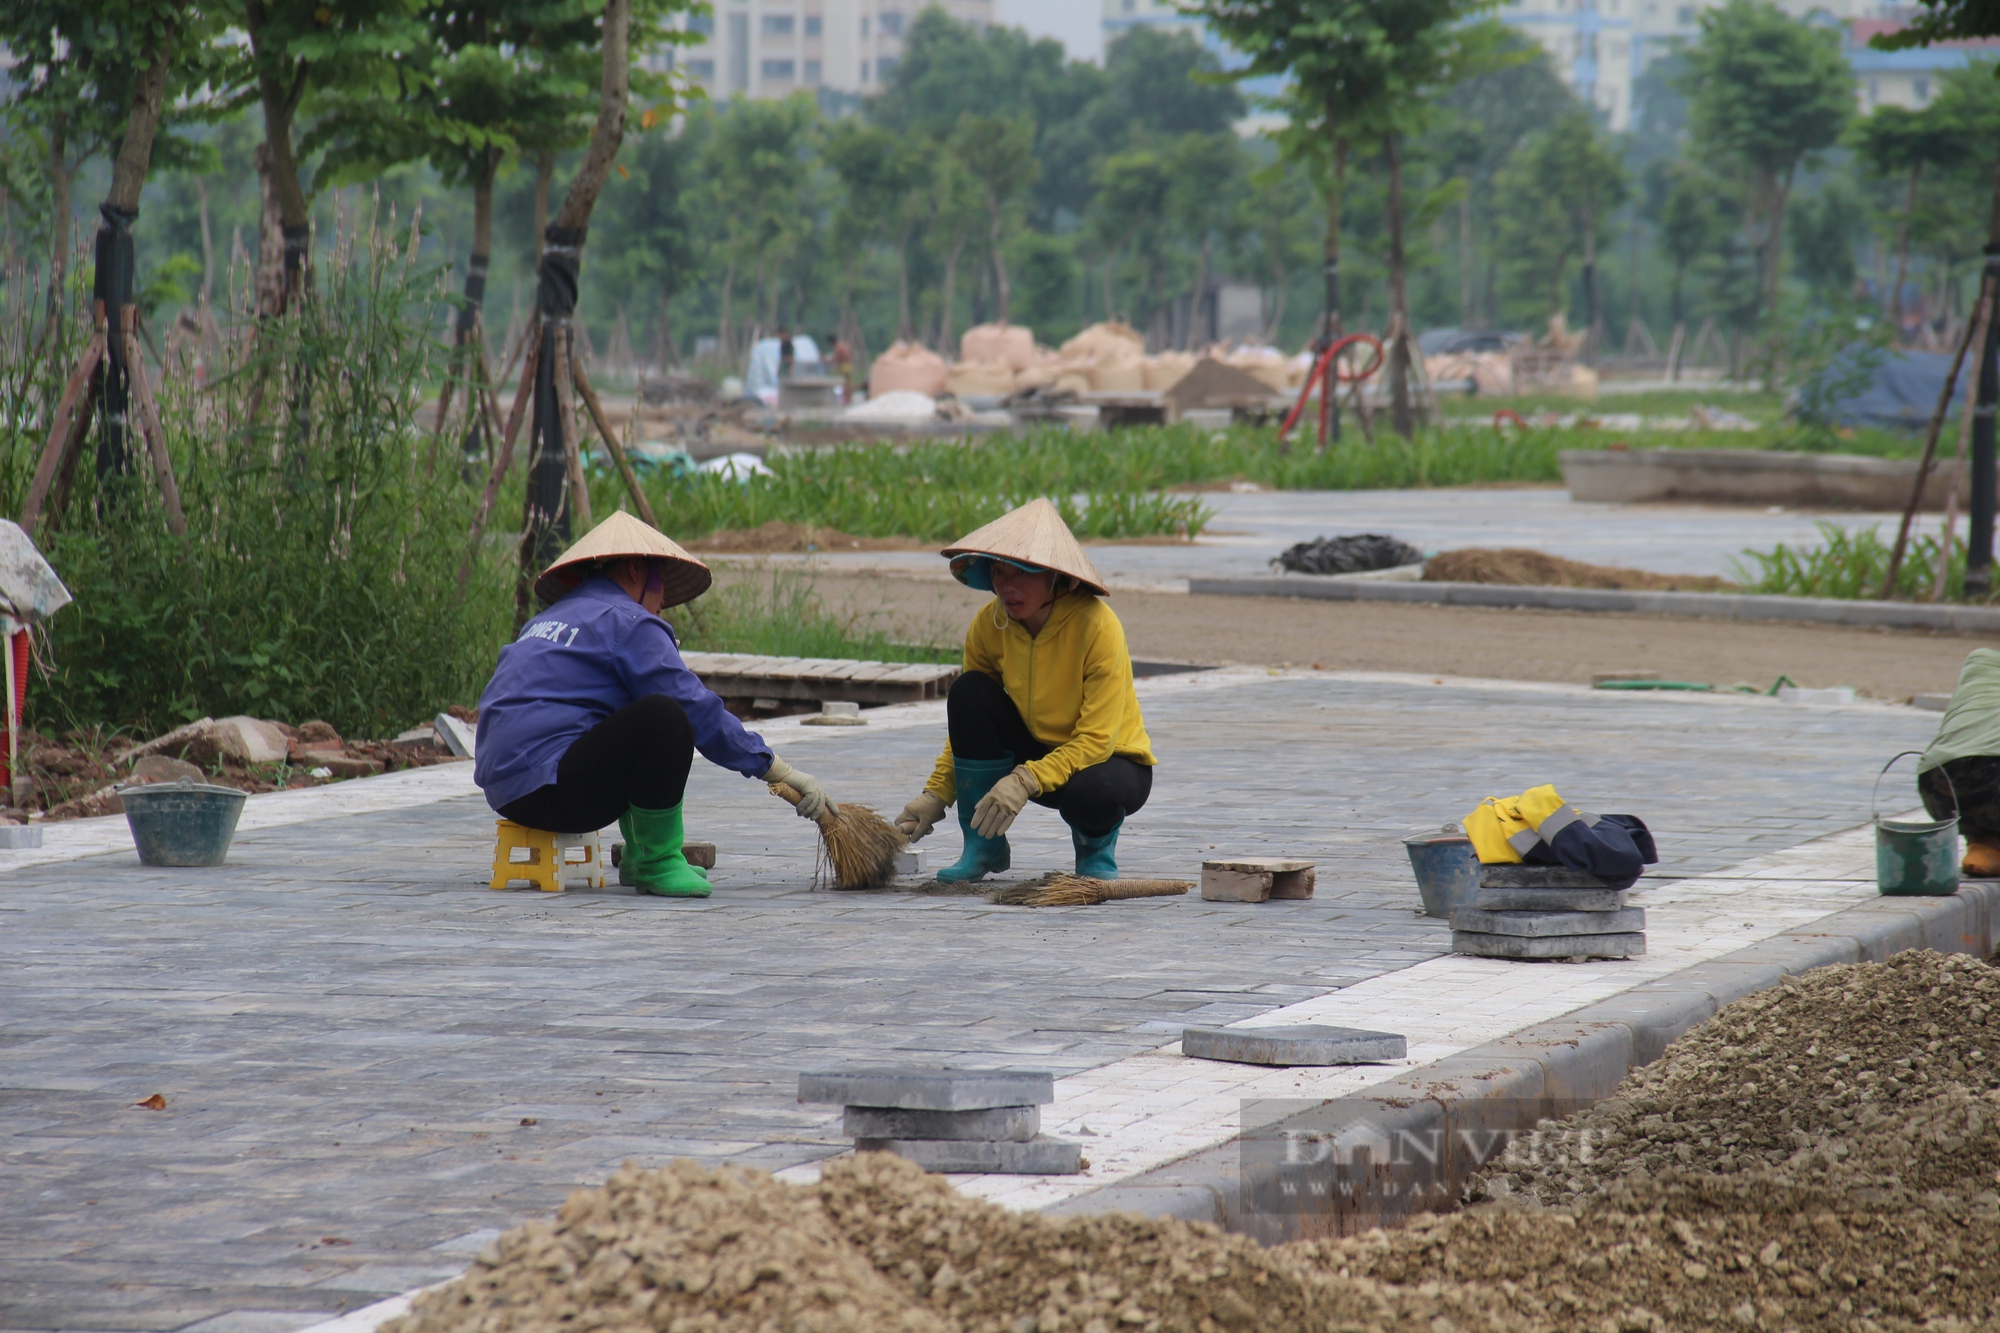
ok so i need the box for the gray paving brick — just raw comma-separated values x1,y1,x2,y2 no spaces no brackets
0,676,1938,1330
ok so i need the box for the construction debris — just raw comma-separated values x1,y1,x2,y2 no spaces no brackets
1274,534,1425,576
13,709,472,822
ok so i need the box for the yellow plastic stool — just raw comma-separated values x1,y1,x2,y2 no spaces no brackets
490,821,607,892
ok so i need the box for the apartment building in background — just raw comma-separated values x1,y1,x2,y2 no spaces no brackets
663,0,993,101
1497,0,1999,130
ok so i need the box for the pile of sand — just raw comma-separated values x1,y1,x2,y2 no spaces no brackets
388,952,2000,1333
1424,547,1738,593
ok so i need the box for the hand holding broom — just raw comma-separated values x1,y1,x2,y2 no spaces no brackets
769,781,907,889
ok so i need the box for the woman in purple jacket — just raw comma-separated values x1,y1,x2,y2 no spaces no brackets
474,513,834,898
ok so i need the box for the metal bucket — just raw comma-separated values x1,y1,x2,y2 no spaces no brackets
119,779,248,867
1404,826,1480,918
1873,751,1959,898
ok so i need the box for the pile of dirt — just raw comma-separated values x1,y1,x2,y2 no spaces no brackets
388,1154,1522,1333
386,952,2000,1333
687,520,930,554
1424,547,1739,592
1308,950,2000,1331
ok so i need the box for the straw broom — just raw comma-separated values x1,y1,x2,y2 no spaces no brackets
770,783,906,889
987,874,1191,907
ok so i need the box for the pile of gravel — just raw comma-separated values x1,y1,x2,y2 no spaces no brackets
388,951,2000,1333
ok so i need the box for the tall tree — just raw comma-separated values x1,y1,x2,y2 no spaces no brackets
950,112,1039,326
1851,103,1972,330
1676,0,1851,328
1491,109,1628,328
1084,148,1174,330
1199,0,1499,436
1644,158,1728,330
236,0,429,313
1166,133,1245,348
824,120,932,344
1873,3,2000,595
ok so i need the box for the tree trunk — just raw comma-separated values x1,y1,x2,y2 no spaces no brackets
937,228,967,353
254,144,284,317
1384,133,1412,438
550,0,630,235
1961,137,2000,597
1581,203,1599,364
43,112,70,341
533,151,555,243
196,178,214,301
243,4,312,312
1320,100,1345,342
1101,250,1117,321
1758,168,1792,327
987,202,1010,324
1893,162,1921,336
1265,251,1287,343
717,263,735,360
894,221,914,341
1185,238,1211,350
524,0,631,606
1458,194,1473,327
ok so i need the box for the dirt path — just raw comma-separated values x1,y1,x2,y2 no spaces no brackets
729,568,1985,702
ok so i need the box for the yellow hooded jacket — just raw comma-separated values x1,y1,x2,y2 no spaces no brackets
1463,784,1570,863
925,592,1155,804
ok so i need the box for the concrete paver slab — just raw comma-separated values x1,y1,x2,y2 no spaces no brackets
0,669,1942,1330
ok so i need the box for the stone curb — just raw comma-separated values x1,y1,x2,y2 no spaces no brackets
1044,881,2000,1240
1186,576,2000,634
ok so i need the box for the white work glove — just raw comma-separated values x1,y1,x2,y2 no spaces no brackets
970,765,1038,839
896,791,947,843
763,755,834,820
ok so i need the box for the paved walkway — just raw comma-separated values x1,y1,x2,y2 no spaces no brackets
753,488,1950,589
0,670,1942,1332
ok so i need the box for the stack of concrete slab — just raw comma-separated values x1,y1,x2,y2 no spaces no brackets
1450,864,1645,959
798,1066,1079,1174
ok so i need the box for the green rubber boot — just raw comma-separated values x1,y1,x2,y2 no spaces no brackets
1071,819,1121,879
626,803,712,898
935,756,1015,883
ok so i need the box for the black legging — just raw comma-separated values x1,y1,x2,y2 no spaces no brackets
1921,755,2000,841
947,670,1151,838
498,695,697,833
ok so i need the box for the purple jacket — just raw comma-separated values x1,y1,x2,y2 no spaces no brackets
474,577,771,810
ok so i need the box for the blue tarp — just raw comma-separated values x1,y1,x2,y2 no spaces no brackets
1796,345,1967,432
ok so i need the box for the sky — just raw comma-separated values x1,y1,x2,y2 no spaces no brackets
994,0,1105,63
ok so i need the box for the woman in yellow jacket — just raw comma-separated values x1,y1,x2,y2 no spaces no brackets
894,498,1156,881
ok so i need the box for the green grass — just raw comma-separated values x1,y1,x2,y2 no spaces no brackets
1436,387,1790,422
1731,521,1968,601
674,565,958,662
580,422,1585,543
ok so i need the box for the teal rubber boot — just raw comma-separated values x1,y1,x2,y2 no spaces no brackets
935,756,1015,883
626,803,712,898
1071,819,1122,879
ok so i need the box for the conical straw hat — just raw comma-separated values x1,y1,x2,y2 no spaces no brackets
534,510,713,608
941,497,1107,596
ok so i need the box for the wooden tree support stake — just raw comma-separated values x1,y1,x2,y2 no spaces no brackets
570,356,657,527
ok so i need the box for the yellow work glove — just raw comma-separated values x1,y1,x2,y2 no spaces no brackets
896,791,947,842
762,754,834,820
970,765,1038,839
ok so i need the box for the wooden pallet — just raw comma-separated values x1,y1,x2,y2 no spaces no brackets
681,652,959,705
